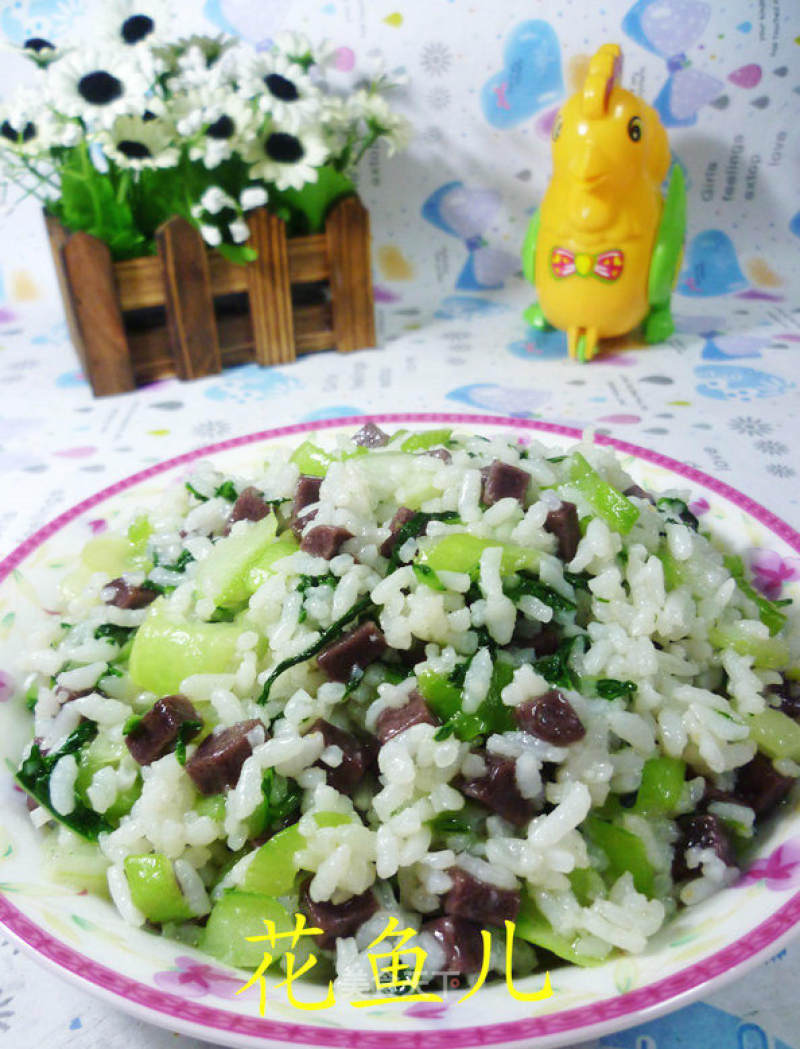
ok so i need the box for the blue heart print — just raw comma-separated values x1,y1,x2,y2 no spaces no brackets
700,332,770,360
434,296,509,321
446,383,550,416
204,363,302,402
507,328,568,360
481,20,563,129
678,230,748,297
622,0,723,127
694,364,794,401
0,0,73,42
598,1000,793,1048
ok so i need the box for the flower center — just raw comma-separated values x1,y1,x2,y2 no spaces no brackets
264,73,299,102
206,114,235,139
78,71,124,105
142,110,157,122
264,131,304,163
1,120,36,143
121,14,155,44
24,37,55,52
117,139,152,159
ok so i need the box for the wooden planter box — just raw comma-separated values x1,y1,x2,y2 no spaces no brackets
45,196,376,397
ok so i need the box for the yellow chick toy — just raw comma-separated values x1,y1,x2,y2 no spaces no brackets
522,43,685,362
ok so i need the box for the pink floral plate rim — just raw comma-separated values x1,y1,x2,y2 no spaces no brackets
1,411,799,1049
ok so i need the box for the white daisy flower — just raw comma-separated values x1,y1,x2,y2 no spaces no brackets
99,0,173,49
243,121,329,191
100,112,179,169
239,185,268,211
169,36,238,90
348,90,411,155
183,90,256,169
6,35,65,68
200,224,222,247
49,46,154,127
273,31,334,71
243,51,321,130
229,218,250,243
0,89,71,156
199,186,235,215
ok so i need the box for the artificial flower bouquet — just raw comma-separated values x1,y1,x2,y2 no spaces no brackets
0,7,408,264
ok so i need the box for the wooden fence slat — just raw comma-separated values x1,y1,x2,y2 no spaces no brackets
156,216,221,380
326,196,376,353
62,232,136,396
246,207,295,365
44,212,89,371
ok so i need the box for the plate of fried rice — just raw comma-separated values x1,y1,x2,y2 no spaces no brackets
0,412,799,1049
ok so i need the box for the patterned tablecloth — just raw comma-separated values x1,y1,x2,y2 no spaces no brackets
1,0,799,1046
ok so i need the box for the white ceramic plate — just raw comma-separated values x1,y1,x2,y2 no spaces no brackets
1,413,799,1049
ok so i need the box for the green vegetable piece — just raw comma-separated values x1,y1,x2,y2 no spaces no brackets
515,891,606,966
567,867,606,907
124,853,198,923
127,515,152,551
241,812,351,897
634,756,686,815
400,429,453,452
247,769,302,840
412,563,447,592
43,836,110,898
584,816,655,897
195,794,226,821
534,635,580,690
568,453,640,535
247,536,300,590
94,622,135,647
749,708,800,761
290,440,333,477
656,496,699,531
418,533,540,577
504,574,576,612
724,555,790,636
708,623,789,669
416,669,462,720
129,598,244,695
81,532,148,576
657,549,686,590
195,514,278,608
201,891,293,969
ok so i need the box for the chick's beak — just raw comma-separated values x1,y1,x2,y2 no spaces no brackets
568,136,609,185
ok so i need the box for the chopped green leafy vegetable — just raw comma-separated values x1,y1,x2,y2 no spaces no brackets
15,722,112,841
259,595,373,702
723,555,790,636
428,811,475,839
122,714,143,735
656,497,699,532
534,634,581,690
94,623,136,647
412,563,447,591
214,480,238,502
388,510,461,568
175,719,204,766
504,574,576,612
595,678,638,701
185,482,208,503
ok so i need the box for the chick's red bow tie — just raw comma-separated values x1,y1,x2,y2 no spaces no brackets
550,247,624,281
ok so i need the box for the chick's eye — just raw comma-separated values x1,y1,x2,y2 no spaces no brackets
552,114,562,142
628,116,642,142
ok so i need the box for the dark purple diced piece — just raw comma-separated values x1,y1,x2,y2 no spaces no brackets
481,460,531,507
105,577,158,610
512,621,561,656
185,718,265,795
425,447,452,463
300,525,353,560
55,687,92,705
379,506,419,559
291,475,323,538
375,691,439,744
309,718,377,794
444,867,520,927
317,620,387,683
514,689,585,745
461,751,538,827
420,916,485,974
672,813,737,882
768,677,800,723
230,486,270,525
733,752,795,819
623,485,655,504
300,877,378,949
544,501,581,563
125,694,202,766
352,422,390,448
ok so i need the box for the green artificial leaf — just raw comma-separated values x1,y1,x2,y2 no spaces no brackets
216,243,258,265
271,166,356,235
